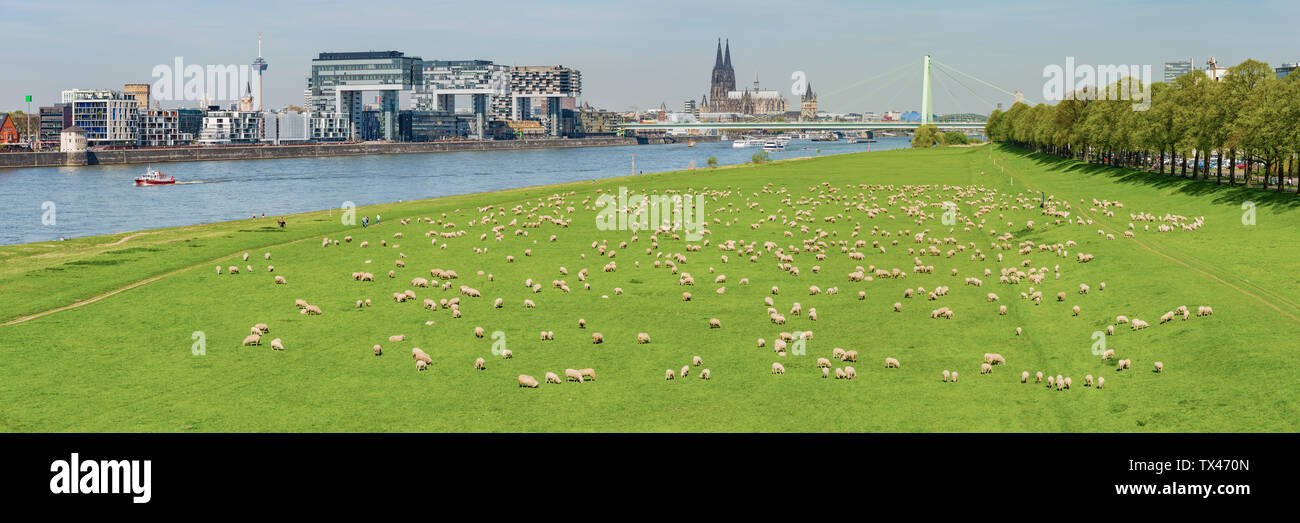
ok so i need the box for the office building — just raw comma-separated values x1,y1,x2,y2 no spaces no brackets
39,104,73,148
1163,60,1194,83
64,89,139,146
308,51,423,141
197,110,263,145
137,109,196,147
124,83,151,110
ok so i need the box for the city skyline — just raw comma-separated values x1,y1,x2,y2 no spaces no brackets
4,0,1299,115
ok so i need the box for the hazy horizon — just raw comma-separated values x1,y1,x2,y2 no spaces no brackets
4,0,1297,116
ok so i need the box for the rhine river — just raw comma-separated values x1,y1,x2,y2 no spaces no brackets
0,136,911,245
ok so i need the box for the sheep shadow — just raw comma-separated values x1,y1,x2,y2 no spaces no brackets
1005,147,1300,214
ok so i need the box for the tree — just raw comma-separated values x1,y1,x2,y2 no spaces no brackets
751,151,771,163
706,156,718,168
911,124,942,148
940,131,969,145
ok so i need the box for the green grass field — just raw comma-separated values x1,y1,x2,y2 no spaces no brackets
1,144,1296,432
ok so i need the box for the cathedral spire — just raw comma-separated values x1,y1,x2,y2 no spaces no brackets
714,39,723,68
724,39,732,68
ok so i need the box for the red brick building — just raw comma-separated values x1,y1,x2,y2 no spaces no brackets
0,113,22,144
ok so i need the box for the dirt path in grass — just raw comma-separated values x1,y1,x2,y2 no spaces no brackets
102,233,150,246
1,235,316,328
989,154,1300,323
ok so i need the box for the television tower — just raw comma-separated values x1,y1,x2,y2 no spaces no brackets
252,34,268,111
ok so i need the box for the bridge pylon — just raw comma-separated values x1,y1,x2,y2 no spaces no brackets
921,55,933,126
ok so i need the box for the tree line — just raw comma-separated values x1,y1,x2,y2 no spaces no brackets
985,59,1300,192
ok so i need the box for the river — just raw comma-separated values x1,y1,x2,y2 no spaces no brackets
0,136,912,245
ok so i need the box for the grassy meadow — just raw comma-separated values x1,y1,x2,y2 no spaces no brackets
0,144,1296,432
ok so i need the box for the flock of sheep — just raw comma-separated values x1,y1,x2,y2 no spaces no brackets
214,177,1215,401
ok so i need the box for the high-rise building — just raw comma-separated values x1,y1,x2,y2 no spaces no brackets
308,51,422,141
63,89,139,146
414,60,508,139
1163,60,1194,83
39,104,72,148
124,84,151,110
137,109,195,147
503,65,582,136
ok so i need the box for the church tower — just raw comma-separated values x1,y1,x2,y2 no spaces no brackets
800,80,818,120
709,38,736,112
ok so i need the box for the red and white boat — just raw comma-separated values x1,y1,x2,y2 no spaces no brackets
134,168,176,186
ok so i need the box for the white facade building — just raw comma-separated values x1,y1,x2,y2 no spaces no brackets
198,111,264,145
137,109,195,147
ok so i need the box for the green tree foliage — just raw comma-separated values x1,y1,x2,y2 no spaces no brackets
984,58,1300,192
706,156,719,168
911,124,942,148
940,131,969,145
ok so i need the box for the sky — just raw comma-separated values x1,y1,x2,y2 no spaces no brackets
3,0,1297,116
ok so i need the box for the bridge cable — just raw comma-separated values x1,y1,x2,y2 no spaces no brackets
931,59,1040,105
933,65,1001,110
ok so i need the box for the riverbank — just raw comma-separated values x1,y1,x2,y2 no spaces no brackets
0,135,718,168
1,145,1295,432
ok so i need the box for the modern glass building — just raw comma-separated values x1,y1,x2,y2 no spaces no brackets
1276,63,1299,79
308,51,422,141
63,89,139,146
413,60,507,139
1163,60,1194,84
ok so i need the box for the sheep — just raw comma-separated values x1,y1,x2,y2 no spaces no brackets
1106,325,1115,335
771,362,786,375
1084,374,1094,387
580,368,596,381
1097,376,1105,389
822,367,831,379
242,334,261,346
1021,371,1029,383
267,265,274,272
411,348,432,365
950,371,958,383
545,372,563,384
389,334,406,343
1160,311,1176,324
816,357,831,368
578,318,586,329
1101,349,1115,361
758,338,767,348
834,368,846,379
416,360,428,372
680,365,690,379
845,366,857,380
1072,305,1080,316
474,326,485,338
843,350,858,362
709,318,721,329
698,368,711,380
1036,371,1043,383
682,292,692,302
665,369,676,380
494,298,504,308
693,356,704,367
884,357,900,368
1063,377,1072,390
637,332,651,344
474,357,486,370
373,344,383,356
1015,327,1023,336
228,266,240,274
501,349,513,359
985,353,1006,366
254,323,269,333
999,305,1008,315
1047,376,1055,388
518,375,540,388
524,299,536,308
980,363,993,375
270,338,284,351
305,305,322,315
894,302,903,312
1153,361,1164,373
592,332,604,344
1131,319,1149,330
216,265,222,275
832,347,846,360
295,299,309,309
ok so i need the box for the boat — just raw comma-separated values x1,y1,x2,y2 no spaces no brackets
733,139,748,148
762,140,786,152
687,141,696,147
134,168,176,186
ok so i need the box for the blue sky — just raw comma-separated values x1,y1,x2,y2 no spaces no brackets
3,0,1297,115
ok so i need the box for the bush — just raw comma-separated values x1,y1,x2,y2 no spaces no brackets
911,124,941,148
940,131,969,145
706,156,718,168
751,151,771,164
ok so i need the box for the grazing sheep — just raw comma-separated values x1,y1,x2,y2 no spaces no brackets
832,347,846,360
373,344,382,356
816,357,831,368
518,375,540,388
771,362,786,375
523,299,536,308
580,368,596,381
1021,371,1029,383
682,292,692,301
592,332,604,344
411,348,432,365
1084,375,1094,387
1036,371,1043,383
1097,376,1105,389
757,338,767,348
242,334,261,346
700,369,711,380
693,356,704,367
389,334,406,342
980,363,992,375
999,305,1008,315
884,357,900,368
843,350,858,362
845,366,857,380
254,323,269,333
474,357,485,370
474,326,485,338
709,318,721,329
665,369,676,380
216,265,222,275
950,371,958,383
416,360,428,372
1153,361,1164,373
501,349,513,359
1015,327,1023,336
637,332,651,344
228,266,239,274
834,368,846,379
1072,305,1080,316
545,372,563,384
1101,349,1115,361
822,367,831,379
1047,376,1055,388
680,365,690,379
270,338,284,351
494,298,504,308
894,302,903,312
1063,377,1072,390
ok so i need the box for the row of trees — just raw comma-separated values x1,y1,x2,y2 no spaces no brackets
912,124,978,147
985,59,1300,192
